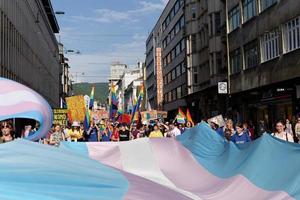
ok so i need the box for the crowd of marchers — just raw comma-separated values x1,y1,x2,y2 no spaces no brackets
1,117,300,146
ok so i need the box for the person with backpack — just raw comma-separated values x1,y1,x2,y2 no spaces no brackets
272,120,294,142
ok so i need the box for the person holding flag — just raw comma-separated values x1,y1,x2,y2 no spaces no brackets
186,108,195,127
175,107,186,124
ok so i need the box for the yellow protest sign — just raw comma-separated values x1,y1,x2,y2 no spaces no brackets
66,96,86,122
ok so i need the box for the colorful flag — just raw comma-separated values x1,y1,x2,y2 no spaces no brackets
118,113,131,124
110,83,119,120
176,107,186,124
186,108,194,126
84,109,90,130
89,86,95,109
131,84,144,122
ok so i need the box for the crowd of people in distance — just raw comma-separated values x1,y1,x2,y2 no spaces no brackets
2,116,300,146
44,120,194,147
210,117,300,144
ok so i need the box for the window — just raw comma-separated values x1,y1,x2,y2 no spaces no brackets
168,92,172,102
216,52,222,73
230,48,242,74
172,90,177,101
181,63,186,73
243,0,257,22
168,73,171,83
180,16,185,28
181,39,186,51
193,67,198,84
260,0,277,12
261,29,280,62
171,69,176,80
215,12,221,35
164,94,168,103
175,1,180,13
191,4,196,19
176,43,181,56
177,87,182,99
228,6,240,32
244,40,259,69
284,16,300,53
176,65,181,77
191,34,197,52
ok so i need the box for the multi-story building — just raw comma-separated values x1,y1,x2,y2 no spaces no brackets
113,63,143,111
185,0,228,121
226,0,300,128
0,0,60,107
108,62,127,86
58,43,72,107
160,0,187,118
145,26,164,111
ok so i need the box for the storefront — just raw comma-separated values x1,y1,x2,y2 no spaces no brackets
230,78,300,132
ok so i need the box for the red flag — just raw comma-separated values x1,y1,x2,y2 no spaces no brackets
186,108,194,126
118,114,131,124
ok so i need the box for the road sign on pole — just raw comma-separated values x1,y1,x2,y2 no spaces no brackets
218,82,228,94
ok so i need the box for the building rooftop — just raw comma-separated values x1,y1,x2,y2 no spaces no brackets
41,0,60,33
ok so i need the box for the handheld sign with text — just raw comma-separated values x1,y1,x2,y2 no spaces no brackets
53,109,68,126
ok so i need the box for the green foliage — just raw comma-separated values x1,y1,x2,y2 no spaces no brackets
72,82,108,104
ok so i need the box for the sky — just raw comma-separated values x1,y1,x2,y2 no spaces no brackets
51,0,168,83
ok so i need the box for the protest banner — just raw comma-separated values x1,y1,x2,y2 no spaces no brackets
53,109,68,126
141,110,168,122
91,110,109,123
66,96,86,122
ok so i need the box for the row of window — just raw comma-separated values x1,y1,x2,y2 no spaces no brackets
163,62,186,85
164,85,185,103
163,39,186,67
229,0,277,32
162,16,185,49
162,0,184,32
230,15,300,74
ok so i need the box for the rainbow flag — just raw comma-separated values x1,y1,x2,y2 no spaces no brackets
186,108,194,126
176,107,186,124
131,84,144,122
89,86,95,109
110,83,119,120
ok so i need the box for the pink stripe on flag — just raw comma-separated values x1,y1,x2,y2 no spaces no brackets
87,142,123,169
0,81,31,94
150,139,293,200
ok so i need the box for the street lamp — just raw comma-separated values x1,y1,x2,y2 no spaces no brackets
55,11,65,15
66,49,81,54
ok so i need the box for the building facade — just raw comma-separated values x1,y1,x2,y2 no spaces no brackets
161,0,187,118
58,43,72,107
146,0,187,116
145,27,163,110
0,0,60,107
226,0,300,128
108,62,127,86
185,0,228,122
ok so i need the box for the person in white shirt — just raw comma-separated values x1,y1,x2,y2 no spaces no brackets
285,119,293,136
167,123,181,138
272,120,294,142
295,118,300,143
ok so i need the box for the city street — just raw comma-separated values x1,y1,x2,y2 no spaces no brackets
1,0,300,199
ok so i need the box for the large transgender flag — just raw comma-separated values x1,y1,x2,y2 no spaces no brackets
0,78,52,141
0,123,299,199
